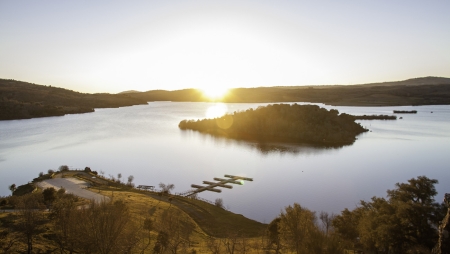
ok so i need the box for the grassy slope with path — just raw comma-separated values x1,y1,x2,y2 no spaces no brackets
39,170,267,238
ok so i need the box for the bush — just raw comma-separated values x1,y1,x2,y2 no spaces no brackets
0,198,7,206
57,188,66,195
43,187,57,204
59,165,69,172
214,198,224,209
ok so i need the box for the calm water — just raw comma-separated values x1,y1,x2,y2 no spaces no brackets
1,102,449,222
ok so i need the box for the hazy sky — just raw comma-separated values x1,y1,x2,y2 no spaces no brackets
1,0,449,93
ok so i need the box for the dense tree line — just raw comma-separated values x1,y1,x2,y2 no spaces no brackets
264,176,448,254
179,104,368,146
332,176,447,253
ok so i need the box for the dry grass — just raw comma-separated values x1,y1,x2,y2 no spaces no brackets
96,189,268,253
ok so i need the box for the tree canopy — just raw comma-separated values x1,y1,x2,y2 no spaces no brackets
332,176,445,253
179,103,368,146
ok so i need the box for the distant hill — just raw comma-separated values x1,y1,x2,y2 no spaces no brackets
126,76,450,106
0,79,148,120
1,76,450,120
117,90,142,94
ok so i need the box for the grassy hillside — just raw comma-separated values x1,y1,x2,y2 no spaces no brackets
0,171,266,253
0,79,148,120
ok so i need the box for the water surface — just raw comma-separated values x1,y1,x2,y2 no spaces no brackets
1,102,449,222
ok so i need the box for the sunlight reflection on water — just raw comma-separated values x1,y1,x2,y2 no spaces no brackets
205,103,228,118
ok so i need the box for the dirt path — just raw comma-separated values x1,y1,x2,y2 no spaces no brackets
37,178,109,203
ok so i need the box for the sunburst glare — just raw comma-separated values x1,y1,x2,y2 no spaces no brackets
201,87,229,101
205,103,228,118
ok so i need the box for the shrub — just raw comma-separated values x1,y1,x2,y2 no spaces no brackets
43,187,57,204
214,198,224,209
59,165,69,172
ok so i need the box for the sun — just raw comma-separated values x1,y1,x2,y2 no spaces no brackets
201,87,229,100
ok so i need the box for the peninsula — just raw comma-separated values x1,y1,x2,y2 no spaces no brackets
0,79,148,120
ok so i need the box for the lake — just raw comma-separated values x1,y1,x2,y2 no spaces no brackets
1,102,449,223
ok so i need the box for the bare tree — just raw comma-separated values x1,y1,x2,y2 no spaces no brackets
117,173,122,183
206,236,223,254
16,193,45,254
221,230,241,254
0,231,21,253
267,218,282,253
215,198,224,209
74,199,139,254
137,217,154,254
319,211,335,236
127,175,134,186
50,195,78,253
156,208,194,254
159,183,175,195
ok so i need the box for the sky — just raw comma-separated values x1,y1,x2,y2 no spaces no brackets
1,0,449,94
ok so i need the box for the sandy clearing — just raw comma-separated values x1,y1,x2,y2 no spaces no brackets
37,178,109,203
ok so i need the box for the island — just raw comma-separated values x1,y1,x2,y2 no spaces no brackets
179,104,370,146
393,110,418,114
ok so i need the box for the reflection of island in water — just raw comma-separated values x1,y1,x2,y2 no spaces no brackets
179,128,343,155
179,104,391,153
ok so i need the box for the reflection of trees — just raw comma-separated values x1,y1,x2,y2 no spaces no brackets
180,128,345,155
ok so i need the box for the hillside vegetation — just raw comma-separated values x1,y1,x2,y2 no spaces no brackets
1,171,448,254
129,76,450,106
1,76,449,120
0,79,148,120
179,104,368,146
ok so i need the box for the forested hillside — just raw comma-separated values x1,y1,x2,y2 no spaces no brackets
0,79,148,120
129,77,450,106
